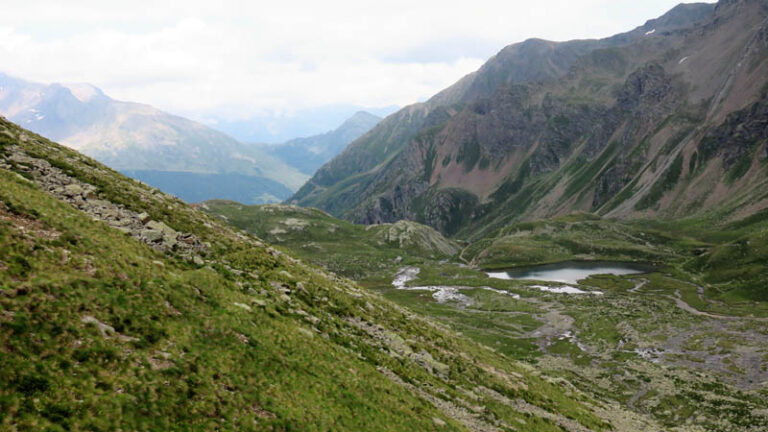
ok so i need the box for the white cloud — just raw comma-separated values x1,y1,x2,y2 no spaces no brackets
0,0,710,120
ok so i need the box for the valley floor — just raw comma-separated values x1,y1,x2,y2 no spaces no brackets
206,202,768,431
369,262,768,431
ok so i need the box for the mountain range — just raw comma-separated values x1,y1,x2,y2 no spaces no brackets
0,74,380,204
291,0,768,239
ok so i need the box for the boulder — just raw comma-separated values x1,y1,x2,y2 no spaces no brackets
62,184,85,197
81,315,115,337
141,229,164,242
146,220,177,237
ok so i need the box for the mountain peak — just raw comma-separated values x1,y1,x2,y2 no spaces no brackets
267,110,383,176
640,2,716,31
342,111,382,127
62,83,105,103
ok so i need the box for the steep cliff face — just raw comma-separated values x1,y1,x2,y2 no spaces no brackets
291,1,768,238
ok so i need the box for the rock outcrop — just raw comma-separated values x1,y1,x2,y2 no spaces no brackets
1,143,206,261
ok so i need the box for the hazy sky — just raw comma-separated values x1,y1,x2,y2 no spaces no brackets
0,0,712,120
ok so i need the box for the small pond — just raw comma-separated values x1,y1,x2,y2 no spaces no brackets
486,261,654,285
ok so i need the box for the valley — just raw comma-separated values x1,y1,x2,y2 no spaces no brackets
2,0,767,430
205,201,768,431
3,118,654,431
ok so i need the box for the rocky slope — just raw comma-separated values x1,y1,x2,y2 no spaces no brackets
0,74,307,204
290,0,768,239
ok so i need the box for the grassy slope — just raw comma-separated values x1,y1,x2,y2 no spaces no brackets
460,213,683,269
0,119,625,431
201,201,459,280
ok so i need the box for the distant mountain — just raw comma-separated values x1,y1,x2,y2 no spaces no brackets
291,0,768,238
0,73,307,204
262,111,381,175
198,104,397,143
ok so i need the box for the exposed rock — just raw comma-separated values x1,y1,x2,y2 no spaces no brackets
1,145,206,258
141,229,164,243
234,302,252,312
81,315,115,337
376,220,460,257
62,184,85,197
698,93,768,173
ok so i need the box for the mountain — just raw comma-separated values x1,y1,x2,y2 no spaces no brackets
0,116,674,430
262,111,382,175
0,73,308,204
198,104,397,144
290,0,768,239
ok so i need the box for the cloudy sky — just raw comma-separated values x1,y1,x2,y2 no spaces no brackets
0,0,709,136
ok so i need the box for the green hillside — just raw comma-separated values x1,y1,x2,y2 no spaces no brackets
0,118,659,430
200,201,459,280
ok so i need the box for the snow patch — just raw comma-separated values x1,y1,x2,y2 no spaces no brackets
486,271,512,280
232,153,257,164
645,28,656,35
430,287,473,306
392,266,420,289
557,331,589,352
678,56,689,64
481,286,521,299
529,285,603,295
392,266,521,307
